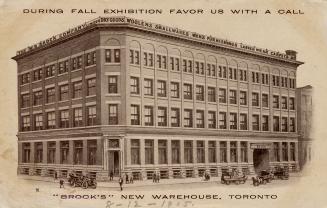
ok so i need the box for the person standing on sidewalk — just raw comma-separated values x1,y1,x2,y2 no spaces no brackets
109,171,113,181
118,177,124,191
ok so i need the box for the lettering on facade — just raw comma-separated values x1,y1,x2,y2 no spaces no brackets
250,143,272,149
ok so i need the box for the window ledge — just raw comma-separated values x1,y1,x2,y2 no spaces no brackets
105,93,121,97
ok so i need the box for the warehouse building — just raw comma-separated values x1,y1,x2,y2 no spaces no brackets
13,16,303,181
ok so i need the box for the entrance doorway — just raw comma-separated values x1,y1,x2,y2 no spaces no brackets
253,149,269,173
108,151,120,176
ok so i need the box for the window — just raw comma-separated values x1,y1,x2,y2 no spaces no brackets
108,76,118,94
47,112,56,129
172,140,180,164
290,117,295,132
262,115,269,131
145,140,154,164
35,142,43,163
219,88,227,103
252,92,259,107
22,116,31,131
33,91,43,106
77,56,83,69
21,73,30,85
182,59,187,72
219,112,227,129
208,111,216,129
45,65,55,78
230,141,237,162
46,88,55,103
21,94,30,108
239,69,247,81
59,85,69,101
144,106,153,126
22,143,31,163
60,110,69,128
282,142,288,161
196,110,204,128
273,95,279,108
273,142,279,162
252,115,259,131
130,77,139,95
184,109,193,128
87,106,96,126
273,116,280,131
170,82,180,98
208,87,216,102
158,140,167,164
171,108,180,127
144,52,154,67
72,81,82,98
72,57,78,70
85,53,92,66
240,142,248,162
262,94,269,108
58,61,68,74
156,54,167,69
131,139,140,164
73,108,83,127
34,114,43,130
240,91,247,105
33,68,43,81
74,140,83,165
157,107,167,126
290,143,295,161
240,113,247,130
131,105,140,125
218,66,226,78
197,141,205,163
144,79,153,96
281,117,288,132
229,68,237,80
196,85,204,101
252,72,260,83
60,141,69,164
289,97,295,110
230,113,237,130
157,80,167,97
187,60,193,73
47,142,56,163
220,141,227,163
87,78,96,96
108,104,118,125
170,57,180,71
229,90,237,104
208,141,216,163
130,50,140,65
184,141,193,163
183,83,192,100
105,49,112,63
281,96,288,109
87,140,97,165
114,49,120,63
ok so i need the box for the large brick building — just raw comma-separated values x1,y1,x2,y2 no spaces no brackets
12,16,303,181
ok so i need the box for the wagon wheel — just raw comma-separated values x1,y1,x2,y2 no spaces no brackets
221,180,225,184
262,180,267,185
235,180,240,185
240,180,246,184
92,182,97,189
267,179,271,183
82,181,88,189
69,180,74,186
225,180,230,185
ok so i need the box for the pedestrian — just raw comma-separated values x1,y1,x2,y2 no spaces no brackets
109,171,113,181
125,173,129,184
156,173,160,183
54,171,58,181
129,174,134,184
118,177,124,191
59,179,64,188
152,172,156,183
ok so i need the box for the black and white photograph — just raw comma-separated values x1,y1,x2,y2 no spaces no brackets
0,0,325,208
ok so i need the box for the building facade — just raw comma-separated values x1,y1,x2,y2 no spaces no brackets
296,85,313,170
13,16,303,181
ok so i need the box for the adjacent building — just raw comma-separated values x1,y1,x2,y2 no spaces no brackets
13,16,303,181
296,85,313,170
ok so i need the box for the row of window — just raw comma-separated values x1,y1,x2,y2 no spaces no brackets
21,106,96,131
21,140,99,165
130,140,296,165
129,77,295,109
128,105,296,132
20,78,96,108
20,51,97,85
129,50,296,88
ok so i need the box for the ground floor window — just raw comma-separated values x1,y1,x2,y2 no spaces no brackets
220,141,227,163
158,140,167,164
273,142,279,162
145,140,154,164
290,142,295,161
230,141,237,162
35,142,43,163
131,139,140,164
47,142,56,163
184,141,193,163
22,143,31,163
240,142,247,162
60,141,69,164
172,140,180,164
197,141,205,163
208,141,216,163
74,140,83,165
282,142,288,161
88,140,97,165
